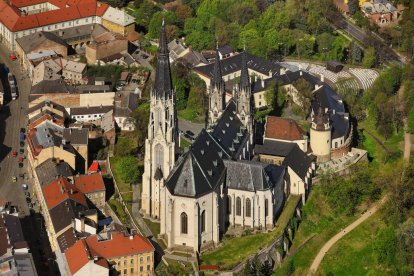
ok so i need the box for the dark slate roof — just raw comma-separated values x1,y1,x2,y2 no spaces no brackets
255,140,297,157
194,52,282,80
211,101,249,158
36,159,74,187
27,100,67,116
50,24,108,42
218,45,233,56
166,129,229,198
57,227,77,253
16,31,68,54
70,105,113,116
49,199,88,234
225,160,285,191
3,214,25,247
30,79,75,94
282,145,314,179
63,128,88,145
153,22,173,99
312,86,349,139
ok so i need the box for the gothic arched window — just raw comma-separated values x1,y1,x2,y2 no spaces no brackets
265,199,269,217
246,198,251,217
154,144,164,172
227,196,231,214
201,210,205,233
181,212,188,234
236,197,241,216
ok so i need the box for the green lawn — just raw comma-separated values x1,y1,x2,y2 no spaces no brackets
275,188,356,276
318,212,392,275
178,108,205,123
143,218,161,236
156,258,194,274
108,198,130,226
200,195,300,270
180,137,191,150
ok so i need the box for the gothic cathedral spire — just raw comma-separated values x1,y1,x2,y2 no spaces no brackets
141,22,177,219
208,47,225,126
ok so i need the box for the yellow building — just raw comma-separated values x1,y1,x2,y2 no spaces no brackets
66,233,155,276
101,6,135,36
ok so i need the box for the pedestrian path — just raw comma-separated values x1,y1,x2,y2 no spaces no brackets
308,198,386,275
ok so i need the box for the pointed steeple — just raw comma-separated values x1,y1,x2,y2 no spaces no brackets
153,20,173,99
211,47,224,89
239,51,250,90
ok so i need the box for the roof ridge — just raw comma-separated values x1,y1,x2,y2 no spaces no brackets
191,150,213,190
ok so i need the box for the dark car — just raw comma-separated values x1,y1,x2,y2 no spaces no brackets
26,197,31,204
185,130,195,137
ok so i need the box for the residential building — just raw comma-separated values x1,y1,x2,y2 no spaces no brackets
361,0,400,25
114,91,138,131
63,128,89,173
73,173,106,211
101,6,135,36
0,213,38,276
27,100,67,122
264,116,308,152
70,106,114,124
85,32,128,65
0,0,109,50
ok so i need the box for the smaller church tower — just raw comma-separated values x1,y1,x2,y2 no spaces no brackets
208,48,225,127
310,106,331,162
236,51,254,141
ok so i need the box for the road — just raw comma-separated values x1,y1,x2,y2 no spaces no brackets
308,198,386,275
178,118,204,137
331,15,407,64
0,41,59,275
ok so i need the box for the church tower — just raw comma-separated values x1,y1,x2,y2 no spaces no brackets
310,106,331,163
141,22,178,219
236,51,254,142
208,48,225,127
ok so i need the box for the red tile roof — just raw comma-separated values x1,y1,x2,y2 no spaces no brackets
43,176,88,209
65,239,90,274
73,173,105,194
86,233,154,259
88,161,100,173
0,0,109,32
265,116,305,141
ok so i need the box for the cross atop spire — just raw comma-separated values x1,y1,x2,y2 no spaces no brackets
211,48,224,89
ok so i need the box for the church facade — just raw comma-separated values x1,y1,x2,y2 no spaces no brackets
141,24,309,253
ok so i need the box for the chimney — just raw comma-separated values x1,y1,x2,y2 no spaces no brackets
320,74,324,82
58,30,63,37
129,235,133,240
268,70,272,77
300,70,303,76
261,78,264,88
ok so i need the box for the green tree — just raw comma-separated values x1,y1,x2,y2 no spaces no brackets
363,47,377,68
175,4,193,28
115,138,136,157
115,156,141,184
374,226,397,266
348,0,359,15
148,11,176,39
131,106,150,147
293,79,313,118
135,0,161,30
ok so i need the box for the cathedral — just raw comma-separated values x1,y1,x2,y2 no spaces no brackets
141,23,308,253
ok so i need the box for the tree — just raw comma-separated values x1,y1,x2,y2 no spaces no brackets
351,42,363,63
398,218,414,267
293,79,313,118
148,11,176,39
115,138,136,157
348,0,359,16
363,47,377,68
115,156,141,184
131,106,150,147
135,0,161,30
175,4,193,28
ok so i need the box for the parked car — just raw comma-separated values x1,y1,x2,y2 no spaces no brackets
185,130,195,137
9,53,17,61
12,151,17,157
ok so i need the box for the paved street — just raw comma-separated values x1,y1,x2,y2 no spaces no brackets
0,41,59,275
178,118,204,136
331,15,406,64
